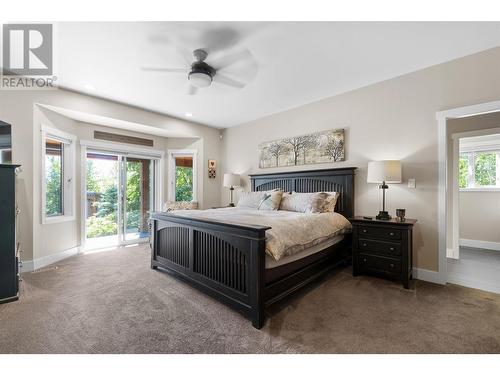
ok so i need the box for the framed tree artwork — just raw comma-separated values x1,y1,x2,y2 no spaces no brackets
258,129,345,168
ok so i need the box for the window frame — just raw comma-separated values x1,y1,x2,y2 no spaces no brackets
459,146,500,192
167,149,198,202
41,125,77,224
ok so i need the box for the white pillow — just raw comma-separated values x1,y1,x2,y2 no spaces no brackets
322,192,340,212
279,192,328,213
236,191,267,209
258,190,284,211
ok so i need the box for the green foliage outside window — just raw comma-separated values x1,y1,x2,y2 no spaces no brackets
97,185,118,218
45,155,63,216
458,154,469,189
175,166,193,201
86,159,119,238
126,161,141,231
86,160,101,194
474,152,496,186
85,159,145,238
86,214,118,238
459,151,498,189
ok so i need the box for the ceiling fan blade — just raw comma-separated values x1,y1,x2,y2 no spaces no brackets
210,49,253,70
187,85,198,95
213,74,246,89
148,33,193,65
142,67,187,73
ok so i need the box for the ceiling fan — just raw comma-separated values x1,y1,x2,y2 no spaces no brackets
142,47,255,95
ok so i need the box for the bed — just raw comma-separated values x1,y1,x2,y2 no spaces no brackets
150,167,356,328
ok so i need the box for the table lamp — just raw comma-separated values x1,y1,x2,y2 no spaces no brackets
367,160,401,220
223,173,240,207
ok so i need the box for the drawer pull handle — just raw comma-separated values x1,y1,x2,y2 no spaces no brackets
362,229,367,233
389,247,394,251
389,232,394,236
363,258,367,262
363,243,367,247
390,264,394,268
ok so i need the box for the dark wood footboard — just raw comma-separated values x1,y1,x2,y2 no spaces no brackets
151,212,271,328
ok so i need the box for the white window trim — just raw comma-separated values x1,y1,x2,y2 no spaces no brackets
167,149,198,202
458,149,500,191
41,125,77,224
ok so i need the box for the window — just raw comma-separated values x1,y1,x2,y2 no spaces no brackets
168,150,197,202
42,126,76,223
459,150,500,190
45,139,64,216
174,156,193,201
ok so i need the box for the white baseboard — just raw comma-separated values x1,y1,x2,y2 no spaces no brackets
20,246,80,273
460,238,500,251
413,267,443,284
447,272,500,295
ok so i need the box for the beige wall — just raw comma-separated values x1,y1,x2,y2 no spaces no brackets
222,47,500,272
459,191,500,243
0,89,222,263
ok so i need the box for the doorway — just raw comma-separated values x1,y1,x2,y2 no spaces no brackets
84,150,158,250
447,128,500,294
436,99,500,286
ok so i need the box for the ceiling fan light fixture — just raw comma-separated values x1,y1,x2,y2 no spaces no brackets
188,71,212,88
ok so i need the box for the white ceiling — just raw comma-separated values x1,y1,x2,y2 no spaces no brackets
56,22,500,128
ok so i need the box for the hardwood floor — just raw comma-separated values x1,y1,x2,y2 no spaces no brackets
447,246,500,294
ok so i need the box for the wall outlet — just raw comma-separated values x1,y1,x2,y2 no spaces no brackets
408,178,416,189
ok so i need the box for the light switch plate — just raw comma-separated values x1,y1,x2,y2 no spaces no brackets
408,178,416,189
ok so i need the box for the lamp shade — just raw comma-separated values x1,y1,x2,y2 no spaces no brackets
367,160,402,183
223,173,240,187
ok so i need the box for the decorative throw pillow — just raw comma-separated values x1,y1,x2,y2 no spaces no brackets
236,191,267,209
279,192,328,213
321,192,340,212
163,201,199,211
258,190,284,211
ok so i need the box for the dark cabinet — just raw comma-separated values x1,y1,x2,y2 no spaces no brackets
0,164,21,303
351,216,417,289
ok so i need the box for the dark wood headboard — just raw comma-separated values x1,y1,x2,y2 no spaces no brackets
249,167,356,219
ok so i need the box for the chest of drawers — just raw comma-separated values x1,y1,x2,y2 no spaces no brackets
351,217,417,289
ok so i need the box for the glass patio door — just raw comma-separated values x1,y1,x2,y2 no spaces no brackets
85,151,156,250
122,156,155,243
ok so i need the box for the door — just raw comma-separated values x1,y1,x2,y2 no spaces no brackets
122,156,155,243
85,151,120,249
84,150,157,250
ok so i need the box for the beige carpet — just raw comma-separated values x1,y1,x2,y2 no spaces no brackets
1,244,499,354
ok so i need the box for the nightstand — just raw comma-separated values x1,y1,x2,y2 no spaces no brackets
351,216,417,289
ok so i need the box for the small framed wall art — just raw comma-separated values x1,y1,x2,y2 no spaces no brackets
208,159,216,178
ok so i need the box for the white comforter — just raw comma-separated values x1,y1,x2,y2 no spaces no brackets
170,208,351,261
